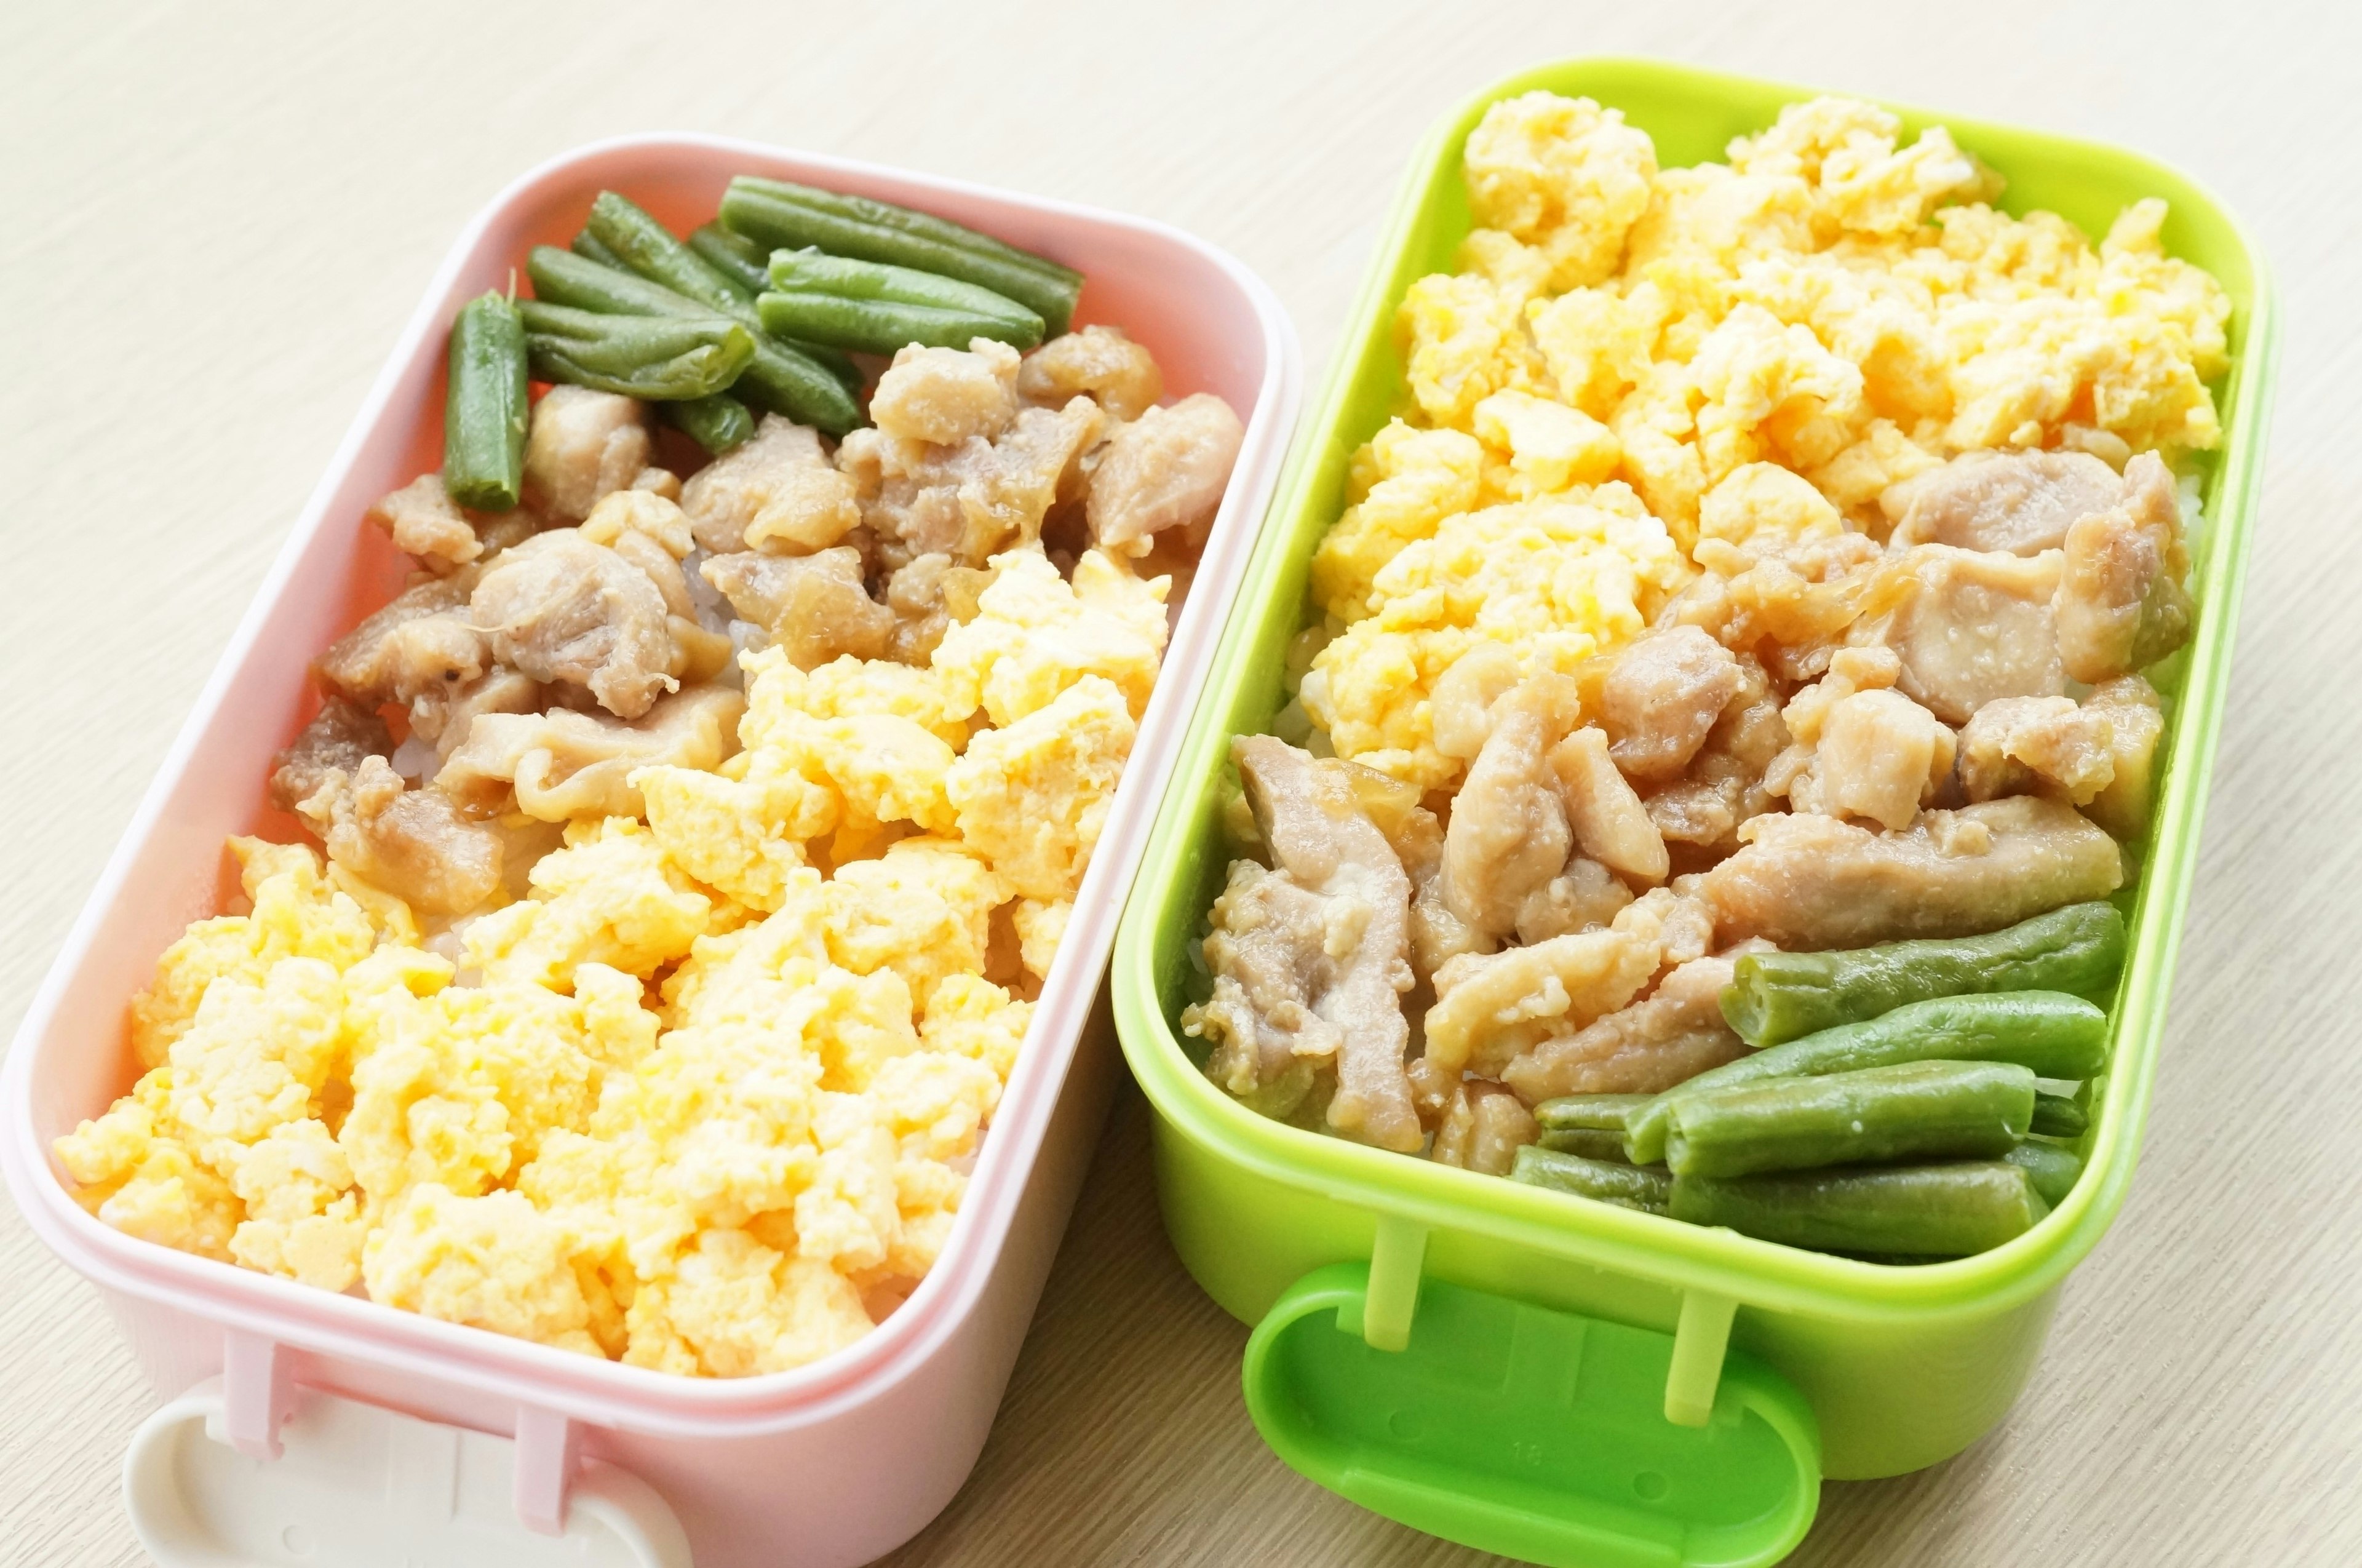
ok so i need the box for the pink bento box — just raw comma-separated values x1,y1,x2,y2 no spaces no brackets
1,133,1300,1567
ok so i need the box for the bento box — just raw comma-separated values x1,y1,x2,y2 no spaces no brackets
1111,57,2275,1567
0,133,1300,1568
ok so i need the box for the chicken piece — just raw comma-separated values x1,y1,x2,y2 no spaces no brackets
1018,325,1164,423
840,399,1103,571
1698,796,2124,950
314,570,482,708
702,546,895,671
1671,533,1888,677
2055,453,2193,684
1185,859,1341,1122
1885,448,2123,556
1360,782,1493,987
1430,642,1524,762
1513,856,1632,944
1863,545,2066,723
1796,687,1957,832
869,340,1022,447
1429,1081,1539,1176
1643,653,1788,857
1958,696,2116,806
435,685,744,822
294,755,501,915
364,473,536,575
267,699,392,814
1086,394,1244,554
680,415,849,556
408,668,541,757
1549,726,1669,885
1502,948,1757,1104
1232,736,1420,1151
878,552,997,667
2085,677,2167,841
469,531,677,719
1423,899,1664,1078
522,386,651,524
1599,626,1743,782
1442,677,1576,938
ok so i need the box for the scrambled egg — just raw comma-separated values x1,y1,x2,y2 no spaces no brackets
60,540,1161,1375
1300,90,2230,795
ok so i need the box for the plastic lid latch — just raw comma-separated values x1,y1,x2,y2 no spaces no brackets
1243,1264,1821,1568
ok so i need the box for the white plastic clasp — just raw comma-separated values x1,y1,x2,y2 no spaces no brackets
221,1329,296,1460
124,1377,691,1567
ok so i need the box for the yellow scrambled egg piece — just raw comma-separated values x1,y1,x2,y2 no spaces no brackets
1304,486,1690,790
74,527,1125,1375
1308,90,2231,795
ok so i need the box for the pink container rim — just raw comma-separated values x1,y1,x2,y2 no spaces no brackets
1,130,1302,1440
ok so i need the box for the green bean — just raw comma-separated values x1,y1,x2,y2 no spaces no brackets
689,222,773,296
1720,902,2127,1048
662,392,755,455
2005,1140,2084,1206
730,175,1081,287
517,301,753,400
1534,1093,1653,1133
529,245,711,319
757,290,1041,354
768,247,1041,330
441,290,529,511
2030,1092,2089,1139
581,194,862,432
1508,1147,1671,1214
720,180,1080,335
1670,1162,2046,1257
571,229,627,270
1626,992,2110,1165
1536,1128,1632,1162
1661,1061,2036,1179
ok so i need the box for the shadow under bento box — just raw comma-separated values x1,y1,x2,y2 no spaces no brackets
0,135,1302,1568
1112,57,2276,1568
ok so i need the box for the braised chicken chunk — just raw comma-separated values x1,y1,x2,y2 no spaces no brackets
1500,947,1756,1104
680,415,854,556
1699,795,2123,950
365,473,536,575
1086,394,1244,554
703,546,894,671
1429,1080,1539,1176
1598,626,1743,782
267,699,392,814
295,755,503,916
436,683,743,821
469,530,677,719
314,570,485,709
1442,675,1575,937
521,385,652,524
1885,448,2123,556
1018,325,1165,423
2055,453,2193,685
1861,545,2066,724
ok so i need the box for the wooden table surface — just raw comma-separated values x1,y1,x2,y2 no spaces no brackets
5,2,2356,1562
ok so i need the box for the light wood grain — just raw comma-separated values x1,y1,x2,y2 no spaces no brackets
4,1,2357,1562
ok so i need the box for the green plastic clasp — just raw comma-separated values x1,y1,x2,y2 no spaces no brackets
1243,1263,1820,1568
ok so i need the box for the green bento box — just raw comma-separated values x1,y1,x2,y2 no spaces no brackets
1110,56,2277,1568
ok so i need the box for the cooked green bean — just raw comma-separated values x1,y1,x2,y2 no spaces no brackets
529,245,712,319
517,301,753,400
2030,1092,2089,1139
1720,902,2128,1048
1661,1061,2036,1179
689,222,773,296
768,247,1041,329
2005,1140,2084,1206
1537,1128,1632,1162
441,290,529,511
1669,1162,2046,1257
730,175,1081,287
721,180,1080,335
757,290,1041,354
662,392,755,454
579,194,862,432
1508,1147,1671,1214
1626,992,2110,1164
1535,1093,1653,1133
571,229,627,270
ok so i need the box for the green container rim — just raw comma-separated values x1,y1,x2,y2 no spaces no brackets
1114,55,2279,1329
